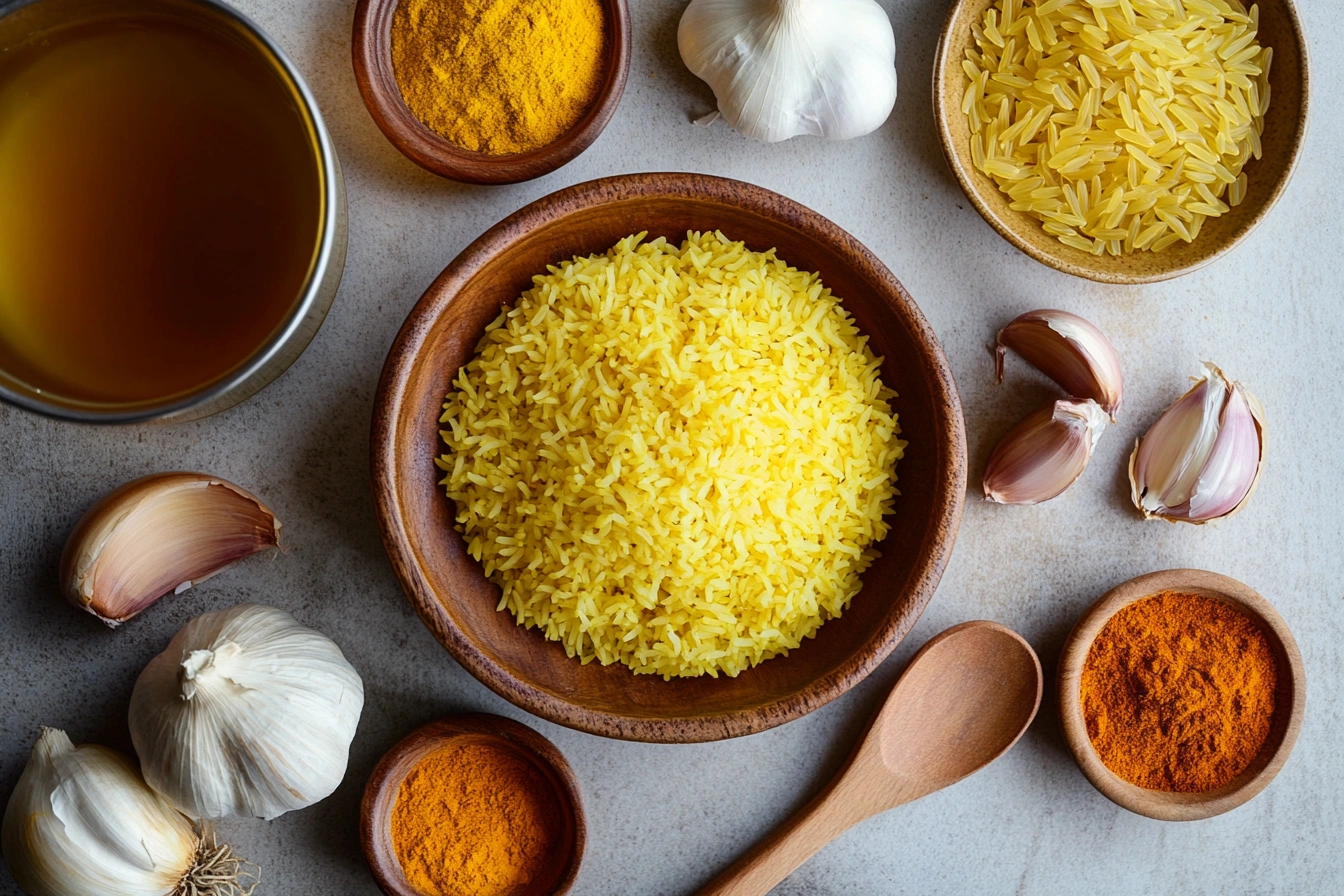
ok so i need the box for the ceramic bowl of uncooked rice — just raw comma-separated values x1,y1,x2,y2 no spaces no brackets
372,173,966,743
934,0,1309,283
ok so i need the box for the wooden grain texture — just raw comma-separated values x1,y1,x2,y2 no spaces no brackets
1057,569,1307,821
932,0,1310,283
698,621,1043,896
360,713,586,896
369,173,968,743
351,0,630,184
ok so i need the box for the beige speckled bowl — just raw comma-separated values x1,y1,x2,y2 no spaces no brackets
933,0,1309,284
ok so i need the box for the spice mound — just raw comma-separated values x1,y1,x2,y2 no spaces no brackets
1081,591,1279,792
391,741,567,896
391,0,608,155
437,231,905,679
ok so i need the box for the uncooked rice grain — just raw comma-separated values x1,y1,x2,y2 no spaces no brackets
963,0,1271,255
437,232,905,678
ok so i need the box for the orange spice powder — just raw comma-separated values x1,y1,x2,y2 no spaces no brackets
391,741,565,896
1080,590,1279,792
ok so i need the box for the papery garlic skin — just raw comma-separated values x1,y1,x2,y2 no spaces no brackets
678,0,897,143
996,309,1124,419
984,398,1108,505
60,473,281,627
1,728,199,896
1130,363,1265,523
129,603,364,821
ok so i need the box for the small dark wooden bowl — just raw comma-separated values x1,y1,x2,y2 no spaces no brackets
1058,569,1305,821
371,173,967,743
360,714,586,896
352,0,630,184
933,0,1309,283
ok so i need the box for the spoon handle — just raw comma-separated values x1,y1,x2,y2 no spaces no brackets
696,758,892,896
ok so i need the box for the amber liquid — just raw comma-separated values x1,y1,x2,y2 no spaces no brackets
0,6,322,405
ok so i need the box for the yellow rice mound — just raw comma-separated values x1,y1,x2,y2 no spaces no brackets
437,232,904,678
963,0,1271,255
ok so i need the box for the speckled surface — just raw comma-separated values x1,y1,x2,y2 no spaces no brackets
2,0,1341,893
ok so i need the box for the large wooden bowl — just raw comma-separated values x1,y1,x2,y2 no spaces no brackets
1058,569,1305,821
352,0,630,185
933,0,1309,283
371,173,967,742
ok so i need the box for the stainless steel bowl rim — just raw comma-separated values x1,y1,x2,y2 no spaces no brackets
0,0,342,424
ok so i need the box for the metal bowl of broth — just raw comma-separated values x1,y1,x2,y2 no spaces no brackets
0,0,345,423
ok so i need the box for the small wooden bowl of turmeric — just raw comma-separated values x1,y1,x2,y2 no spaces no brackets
361,713,586,895
352,0,631,185
1058,569,1305,822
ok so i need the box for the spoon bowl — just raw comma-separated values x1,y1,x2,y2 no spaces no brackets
876,621,1043,798
699,621,1042,896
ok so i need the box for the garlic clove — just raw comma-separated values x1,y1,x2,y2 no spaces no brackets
1129,363,1266,524
1185,385,1264,520
984,398,1109,505
996,309,1124,419
1131,371,1223,513
60,473,281,627
678,0,898,143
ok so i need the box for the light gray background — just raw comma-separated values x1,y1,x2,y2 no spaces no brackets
2,0,1341,893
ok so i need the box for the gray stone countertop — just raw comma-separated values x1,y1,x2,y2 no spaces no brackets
2,0,1341,893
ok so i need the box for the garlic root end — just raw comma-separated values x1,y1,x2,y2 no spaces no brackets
177,830,260,896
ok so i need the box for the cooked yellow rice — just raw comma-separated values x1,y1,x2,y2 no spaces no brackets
437,231,904,678
963,0,1271,255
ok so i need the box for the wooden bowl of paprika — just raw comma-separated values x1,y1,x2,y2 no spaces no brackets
1058,569,1305,821
351,0,631,185
361,713,586,895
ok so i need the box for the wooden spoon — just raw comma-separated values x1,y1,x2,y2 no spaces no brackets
698,621,1043,896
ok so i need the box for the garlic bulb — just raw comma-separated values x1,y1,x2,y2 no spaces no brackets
61,473,281,627
1,728,256,896
129,603,364,821
678,0,898,143
984,398,1108,505
1129,363,1266,524
996,309,1124,420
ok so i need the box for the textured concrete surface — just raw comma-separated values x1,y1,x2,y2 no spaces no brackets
2,0,1342,893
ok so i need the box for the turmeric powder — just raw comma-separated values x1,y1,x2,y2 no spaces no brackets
1081,591,1279,793
390,0,607,155
390,741,566,896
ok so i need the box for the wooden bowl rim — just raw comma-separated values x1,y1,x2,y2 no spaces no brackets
370,171,968,742
1057,569,1306,821
931,0,1311,284
359,713,587,896
351,0,631,184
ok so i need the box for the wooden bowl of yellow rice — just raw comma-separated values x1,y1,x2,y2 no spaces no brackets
933,0,1309,283
371,173,966,743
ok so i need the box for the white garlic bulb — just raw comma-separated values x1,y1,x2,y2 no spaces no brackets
678,0,898,143
129,603,364,821
1,728,254,896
